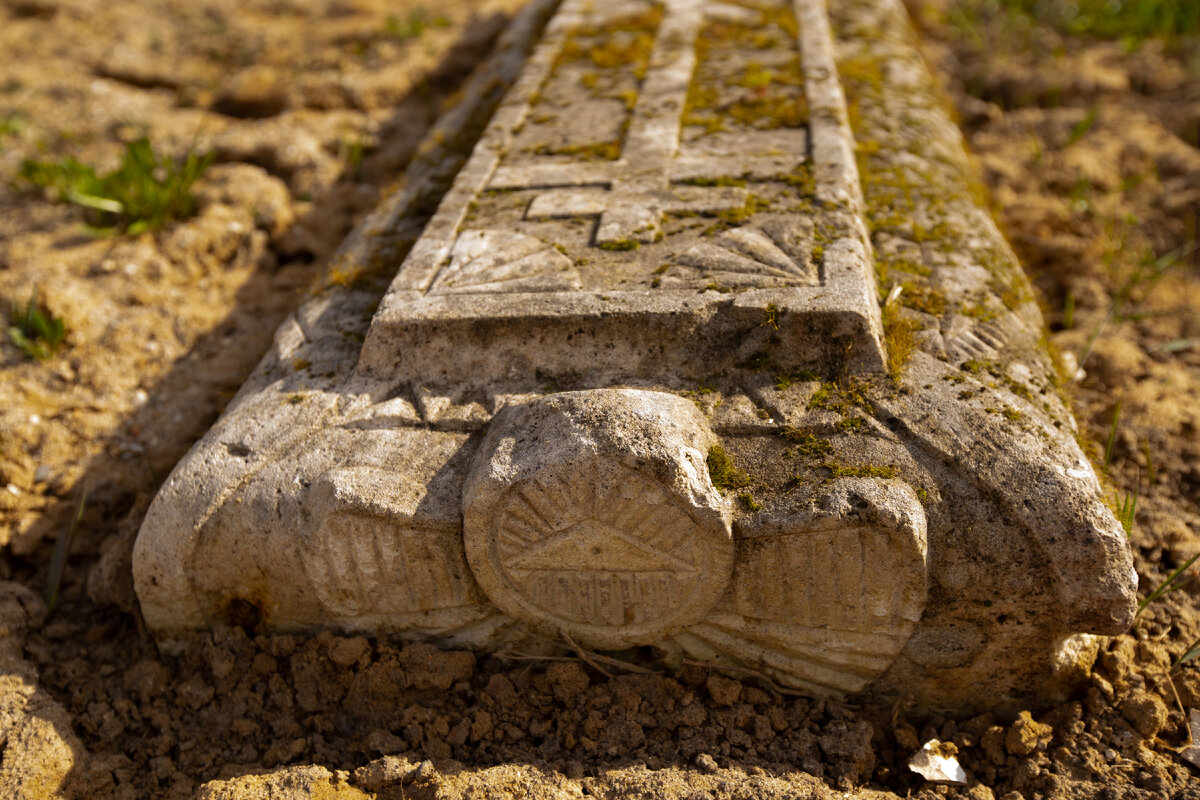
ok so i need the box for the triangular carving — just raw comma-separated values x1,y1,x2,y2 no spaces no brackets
505,519,691,573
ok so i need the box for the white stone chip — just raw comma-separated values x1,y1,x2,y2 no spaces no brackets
908,739,968,785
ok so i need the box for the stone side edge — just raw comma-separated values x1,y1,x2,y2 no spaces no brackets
831,0,1137,648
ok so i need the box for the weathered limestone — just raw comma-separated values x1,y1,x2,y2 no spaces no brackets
132,0,1137,712
463,389,735,650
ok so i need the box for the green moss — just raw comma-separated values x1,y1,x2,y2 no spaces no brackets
838,54,885,93
899,282,949,316
614,88,639,110
292,358,311,371
782,428,833,457
823,463,898,479
780,164,816,197
762,303,781,331
774,367,820,390
736,492,762,512
701,194,770,236
881,302,921,381
1003,376,1034,402
598,239,639,251
836,416,867,433
683,385,719,409
683,11,806,134
961,358,1002,377
961,301,998,322
679,176,747,188
535,141,621,161
707,445,752,491
810,381,863,414
557,8,662,76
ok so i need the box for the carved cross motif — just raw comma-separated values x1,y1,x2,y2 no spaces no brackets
489,0,765,245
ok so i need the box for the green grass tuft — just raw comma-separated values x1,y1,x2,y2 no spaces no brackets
8,288,66,361
19,137,213,235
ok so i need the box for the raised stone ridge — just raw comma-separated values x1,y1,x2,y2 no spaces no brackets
132,0,1137,713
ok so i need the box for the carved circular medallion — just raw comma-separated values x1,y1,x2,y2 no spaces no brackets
462,389,734,650
469,460,732,649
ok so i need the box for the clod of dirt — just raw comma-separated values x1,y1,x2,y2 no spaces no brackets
352,755,415,792
1005,711,1053,757
397,641,475,691
705,674,741,707
196,164,296,241
546,661,590,703
818,718,876,786
1118,692,1170,740
212,66,290,118
0,583,86,798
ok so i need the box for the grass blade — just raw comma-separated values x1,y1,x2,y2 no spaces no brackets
1176,639,1200,669
1104,401,1121,468
1136,551,1200,619
1114,484,1137,538
46,489,86,614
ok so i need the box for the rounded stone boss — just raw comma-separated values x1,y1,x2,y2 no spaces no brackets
462,390,736,651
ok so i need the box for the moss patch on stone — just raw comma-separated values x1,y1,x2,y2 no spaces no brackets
683,10,807,134
706,444,752,491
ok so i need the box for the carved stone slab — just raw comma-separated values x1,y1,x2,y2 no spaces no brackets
358,0,886,386
133,0,1136,712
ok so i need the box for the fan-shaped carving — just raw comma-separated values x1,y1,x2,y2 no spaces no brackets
679,218,817,286
430,230,582,294
676,514,926,697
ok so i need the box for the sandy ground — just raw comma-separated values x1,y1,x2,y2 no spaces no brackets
0,0,1197,797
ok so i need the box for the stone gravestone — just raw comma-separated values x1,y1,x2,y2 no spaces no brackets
134,0,1137,711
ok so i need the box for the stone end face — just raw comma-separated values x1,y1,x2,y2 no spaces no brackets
463,389,734,651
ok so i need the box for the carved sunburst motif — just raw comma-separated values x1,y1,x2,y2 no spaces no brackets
675,514,927,697
430,230,582,294
678,217,818,286
490,468,708,630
